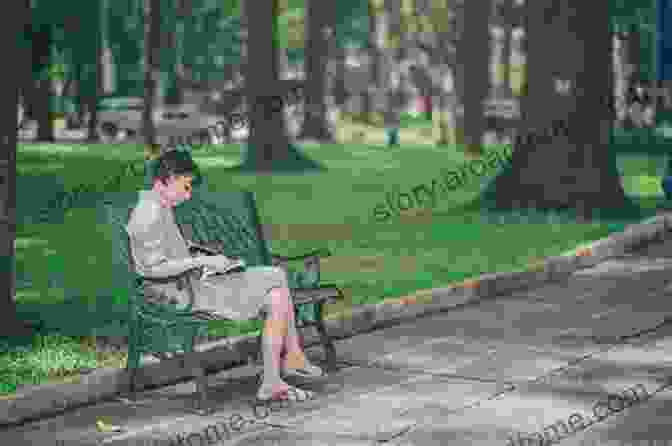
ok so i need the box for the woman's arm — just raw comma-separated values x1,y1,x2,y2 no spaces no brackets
126,201,210,278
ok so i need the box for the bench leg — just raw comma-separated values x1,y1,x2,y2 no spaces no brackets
183,337,212,416
118,366,140,405
255,329,264,385
192,365,211,415
314,302,338,372
118,325,142,405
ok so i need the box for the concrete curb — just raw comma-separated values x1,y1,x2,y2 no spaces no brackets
1,212,671,427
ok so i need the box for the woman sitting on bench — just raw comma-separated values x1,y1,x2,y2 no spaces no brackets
126,149,323,403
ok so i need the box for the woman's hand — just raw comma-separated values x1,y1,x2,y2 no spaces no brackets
202,255,232,268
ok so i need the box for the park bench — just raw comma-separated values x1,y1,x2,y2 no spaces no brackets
101,164,343,414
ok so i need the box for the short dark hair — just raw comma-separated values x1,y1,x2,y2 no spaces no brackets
153,148,202,186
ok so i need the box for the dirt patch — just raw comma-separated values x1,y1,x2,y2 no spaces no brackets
321,254,418,274
397,207,436,223
262,223,355,241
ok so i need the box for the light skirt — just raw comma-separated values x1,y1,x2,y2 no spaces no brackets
192,266,288,320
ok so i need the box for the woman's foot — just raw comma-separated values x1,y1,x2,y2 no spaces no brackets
256,382,315,402
281,351,324,379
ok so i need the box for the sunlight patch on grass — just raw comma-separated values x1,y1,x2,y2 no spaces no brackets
20,144,95,155
621,175,663,197
15,237,49,249
380,161,404,170
14,289,43,303
18,162,66,175
195,156,242,168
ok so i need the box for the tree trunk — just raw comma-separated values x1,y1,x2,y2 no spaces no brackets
85,93,100,142
143,0,160,158
625,24,642,84
0,0,33,338
482,0,629,219
333,46,347,99
100,0,115,96
422,0,461,146
297,0,335,141
457,0,491,156
382,0,403,146
85,29,104,142
332,44,349,117
656,0,672,119
65,68,82,128
19,77,35,124
167,0,190,106
241,0,322,172
613,31,629,128
69,44,86,127
239,0,248,75
363,0,380,124
499,0,514,98
369,0,393,130
31,25,54,142
34,80,54,142
439,0,464,147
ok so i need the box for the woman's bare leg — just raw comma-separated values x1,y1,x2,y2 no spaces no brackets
258,287,290,394
279,287,322,375
258,285,322,398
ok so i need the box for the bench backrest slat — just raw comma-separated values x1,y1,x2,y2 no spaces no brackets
98,192,145,318
144,157,271,267
173,189,272,267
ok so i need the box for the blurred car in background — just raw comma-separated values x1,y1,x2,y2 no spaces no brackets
95,97,144,141
95,96,228,144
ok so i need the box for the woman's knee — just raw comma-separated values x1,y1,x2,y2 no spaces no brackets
266,286,291,312
262,266,290,284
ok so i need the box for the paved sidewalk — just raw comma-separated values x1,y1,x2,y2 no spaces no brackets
3,236,672,446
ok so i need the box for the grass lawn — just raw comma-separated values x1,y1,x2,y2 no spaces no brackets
3,119,668,396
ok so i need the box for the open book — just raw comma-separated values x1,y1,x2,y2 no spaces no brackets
200,256,246,280
186,239,222,256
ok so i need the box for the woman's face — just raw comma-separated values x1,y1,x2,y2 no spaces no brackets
155,174,193,206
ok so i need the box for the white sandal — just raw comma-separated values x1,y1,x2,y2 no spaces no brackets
281,362,324,379
256,384,315,402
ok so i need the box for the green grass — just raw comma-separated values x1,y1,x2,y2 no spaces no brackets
399,112,433,128
4,127,668,395
0,334,125,396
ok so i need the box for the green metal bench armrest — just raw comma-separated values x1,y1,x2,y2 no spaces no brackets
270,248,331,263
271,249,330,290
292,284,345,306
